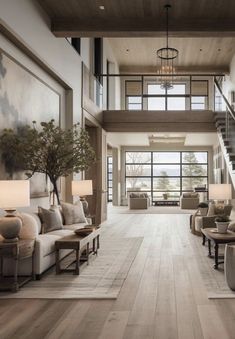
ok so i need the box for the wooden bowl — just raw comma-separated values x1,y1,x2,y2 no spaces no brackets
74,228,94,236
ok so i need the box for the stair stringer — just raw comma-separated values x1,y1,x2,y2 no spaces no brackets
217,132,235,188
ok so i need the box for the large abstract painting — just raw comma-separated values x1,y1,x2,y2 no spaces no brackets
0,51,60,197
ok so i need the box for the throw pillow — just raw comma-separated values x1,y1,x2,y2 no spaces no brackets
61,201,86,225
38,206,63,233
18,213,38,239
207,203,215,216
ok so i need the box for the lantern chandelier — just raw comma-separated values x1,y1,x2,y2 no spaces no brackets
157,4,178,90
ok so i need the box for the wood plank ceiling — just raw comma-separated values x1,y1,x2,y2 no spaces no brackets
37,0,235,37
37,0,235,72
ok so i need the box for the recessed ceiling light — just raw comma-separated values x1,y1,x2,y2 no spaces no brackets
99,5,105,10
126,49,129,52
200,48,203,52
218,48,221,52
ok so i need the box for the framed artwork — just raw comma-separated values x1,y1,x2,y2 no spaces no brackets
0,51,61,198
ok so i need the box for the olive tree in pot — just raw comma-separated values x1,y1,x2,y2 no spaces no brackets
0,120,95,205
215,215,231,234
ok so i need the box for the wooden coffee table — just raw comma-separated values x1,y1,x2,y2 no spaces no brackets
55,227,100,275
201,228,235,269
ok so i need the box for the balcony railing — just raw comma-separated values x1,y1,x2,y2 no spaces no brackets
82,68,225,113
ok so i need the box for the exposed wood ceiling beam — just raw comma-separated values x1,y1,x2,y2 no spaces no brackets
119,65,230,75
52,19,235,37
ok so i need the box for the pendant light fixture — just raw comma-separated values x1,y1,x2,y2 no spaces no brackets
157,4,178,90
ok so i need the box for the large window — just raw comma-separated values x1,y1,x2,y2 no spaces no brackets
147,84,186,110
125,151,208,203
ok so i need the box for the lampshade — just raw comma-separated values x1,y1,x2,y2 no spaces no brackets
0,180,30,209
72,180,93,197
209,184,232,200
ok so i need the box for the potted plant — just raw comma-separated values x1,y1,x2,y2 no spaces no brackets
197,202,208,216
215,215,230,233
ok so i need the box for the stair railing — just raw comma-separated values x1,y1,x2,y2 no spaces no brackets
214,77,235,140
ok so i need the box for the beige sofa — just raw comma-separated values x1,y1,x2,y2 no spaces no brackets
128,192,150,209
3,211,90,279
180,192,199,209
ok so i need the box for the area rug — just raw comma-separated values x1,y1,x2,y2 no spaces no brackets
0,237,143,299
193,236,235,299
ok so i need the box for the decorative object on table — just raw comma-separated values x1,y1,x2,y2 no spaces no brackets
74,227,94,236
157,4,178,90
72,180,93,216
198,202,208,216
0,120,95,205
225,243,235,291
209,184,232,207
215,215,230,234
0,180,30,242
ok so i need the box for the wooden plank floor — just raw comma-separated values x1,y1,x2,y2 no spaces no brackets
0,211,235,339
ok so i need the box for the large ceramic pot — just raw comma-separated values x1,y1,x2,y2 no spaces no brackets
225,244,235,290
0,216,22,242
215,221,230,234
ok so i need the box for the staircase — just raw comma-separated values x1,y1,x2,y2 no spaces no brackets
215,112,235,171
214,78,235,186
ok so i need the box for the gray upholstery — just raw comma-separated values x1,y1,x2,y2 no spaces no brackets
194,204,232,234
128,192,150,209
180,193,199,209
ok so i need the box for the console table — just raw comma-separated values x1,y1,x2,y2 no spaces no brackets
154,200,179,206
55,227,101,275
201,228,235,269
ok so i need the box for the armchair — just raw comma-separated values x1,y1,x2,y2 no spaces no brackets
128,192,150,210
194,204,232,240
180,192,199,209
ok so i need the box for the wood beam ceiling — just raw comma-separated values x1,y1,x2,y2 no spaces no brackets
52,19,235,38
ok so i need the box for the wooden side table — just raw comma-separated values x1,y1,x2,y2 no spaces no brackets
0,239,35,292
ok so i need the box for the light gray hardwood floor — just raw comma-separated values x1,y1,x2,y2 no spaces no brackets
0,211,235,339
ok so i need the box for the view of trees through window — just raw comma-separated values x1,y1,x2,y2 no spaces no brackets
125,151,208,202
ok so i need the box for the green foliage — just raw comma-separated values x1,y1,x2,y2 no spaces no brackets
182,153,206,189
0,120,95,203
215,215,230,223
156,171,170,190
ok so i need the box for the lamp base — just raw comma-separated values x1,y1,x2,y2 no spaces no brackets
0,216,22,242
80,197,89,216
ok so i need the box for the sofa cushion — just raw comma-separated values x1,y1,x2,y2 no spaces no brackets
48,229,74,237
61,201,86,225
38,207,63,233
63,223,88,231
37,233,61,257
18,213,38,239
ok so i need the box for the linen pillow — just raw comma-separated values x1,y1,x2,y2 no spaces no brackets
38,206,63,233
207,203,215,216
18,213,38,239
61,201,86,225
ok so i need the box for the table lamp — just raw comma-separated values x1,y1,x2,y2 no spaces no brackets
0,180,30,242
209,184,232,204
72,180,93,216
